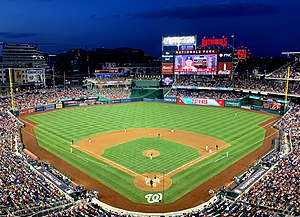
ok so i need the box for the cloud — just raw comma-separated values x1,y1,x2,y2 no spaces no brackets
128,2,283,19
0,32,40,39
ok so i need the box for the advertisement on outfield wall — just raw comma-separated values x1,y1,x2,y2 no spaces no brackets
63,101,77,105
224,100,241,107
44,105,55,111
56,104,63,109
19,108,35,115
177,98,224,107
35,107,44,112
121,99,131,103
164,97,177,103
162,63,173,75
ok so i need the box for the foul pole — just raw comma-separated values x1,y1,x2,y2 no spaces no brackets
284,66,290,112
8,68,15,112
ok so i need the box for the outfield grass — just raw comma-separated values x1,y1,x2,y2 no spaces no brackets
27,102,273,203
102,137,201,174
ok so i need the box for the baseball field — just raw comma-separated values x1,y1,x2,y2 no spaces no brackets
20,102,279,212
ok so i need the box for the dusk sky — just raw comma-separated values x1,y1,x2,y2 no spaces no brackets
0,0,299,57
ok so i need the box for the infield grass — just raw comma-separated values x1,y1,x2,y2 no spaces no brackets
27,102,273,203
102,137,201,174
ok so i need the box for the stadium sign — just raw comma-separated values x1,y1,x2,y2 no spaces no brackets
174,49,217,54
162,36,196,46
201,38,228,47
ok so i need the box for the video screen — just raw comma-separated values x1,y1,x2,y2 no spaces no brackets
174,54,217,75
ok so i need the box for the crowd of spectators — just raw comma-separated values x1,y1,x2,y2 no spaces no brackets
0,100,73,216
267,62,300,79
12,88,94,110
166,89,246,100
93,87,131,99
175,76,300,95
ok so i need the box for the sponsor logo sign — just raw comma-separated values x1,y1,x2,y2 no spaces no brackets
233,167,269,194
177,98,224,107
63,101,77,105
164,97,177,103
162,63,173,74
225,100,241,107
121,99,131,103
44,104,55,111
35,107,44,112
162,36,196,46
56,104,63,109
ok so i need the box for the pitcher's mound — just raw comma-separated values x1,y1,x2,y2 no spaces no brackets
143,150,160,158
134,173,172,192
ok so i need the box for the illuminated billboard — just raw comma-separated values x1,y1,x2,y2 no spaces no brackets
162,63,173,74
217,62,232,75
174,50,217,75
162,36,196,46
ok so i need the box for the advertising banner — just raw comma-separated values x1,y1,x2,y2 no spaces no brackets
27,69,44,83
177,98,224,107
14,69,23,83
162,63,173,75
173,86,233,91
35,166,75,195
84,99,96,103
164,97,177,103
111,100,120,104
63,101,77,105
27,108,35,114
19,109,28,115
162,36,196,46
79,103,88,106
218,48,234,62
250,105,262,111
121,99,131,103
60,98,73,102
56,104,63,109
217,62,232,75
35,107,44,112
44,104,55,111
225,100,241,107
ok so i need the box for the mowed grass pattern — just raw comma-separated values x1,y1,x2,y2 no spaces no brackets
102,137,201,174
27,102,273,203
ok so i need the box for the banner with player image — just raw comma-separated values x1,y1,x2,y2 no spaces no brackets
27,69,45,83
14,69,23,83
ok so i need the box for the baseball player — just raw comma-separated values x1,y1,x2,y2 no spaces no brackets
150,153,153,160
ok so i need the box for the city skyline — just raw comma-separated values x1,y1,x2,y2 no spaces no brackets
0,0,299,57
